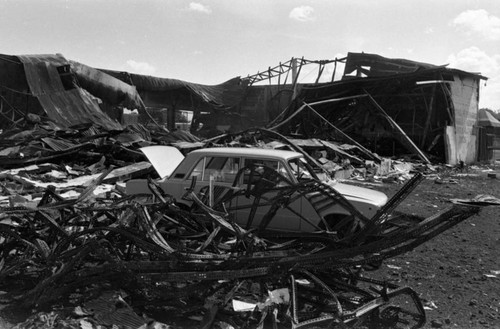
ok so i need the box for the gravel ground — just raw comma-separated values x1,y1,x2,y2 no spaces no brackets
365,169,500,329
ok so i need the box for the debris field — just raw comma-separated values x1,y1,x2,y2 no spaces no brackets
1,122,499,329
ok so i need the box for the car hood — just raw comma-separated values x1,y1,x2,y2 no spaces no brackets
326,180,388,207
140,146,185,179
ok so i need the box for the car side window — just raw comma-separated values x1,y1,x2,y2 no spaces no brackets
289,158,312,180
243,159,291,185
189,157,206,181
188,156,240,184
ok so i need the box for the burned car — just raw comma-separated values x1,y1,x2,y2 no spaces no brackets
128,146,388,234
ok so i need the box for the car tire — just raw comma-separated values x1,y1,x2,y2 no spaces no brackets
322,214,358,238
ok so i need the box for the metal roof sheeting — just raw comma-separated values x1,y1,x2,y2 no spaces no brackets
36,88,122,130
18,54,122,130
101,70,248,108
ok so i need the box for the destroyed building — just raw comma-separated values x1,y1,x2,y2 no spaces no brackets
1,52,500,329
235,53,488,165
0,52,489,164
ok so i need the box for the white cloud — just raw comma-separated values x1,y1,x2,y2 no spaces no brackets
447,47,500,76
447,47,500,110
452,9,500,41
188,2,212,14
424,27,434,34
126,60,156,75
481,79,500,110
289,6,315,22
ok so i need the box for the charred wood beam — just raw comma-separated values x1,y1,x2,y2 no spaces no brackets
278,205,480,271
350,172,425,245
0,148,83,168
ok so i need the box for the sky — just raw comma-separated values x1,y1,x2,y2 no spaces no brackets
0,0,499,110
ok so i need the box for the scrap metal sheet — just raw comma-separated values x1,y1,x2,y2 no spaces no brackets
102,69,248,108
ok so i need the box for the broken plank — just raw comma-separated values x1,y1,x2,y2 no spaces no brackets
11,161,153,190
102,161,153,184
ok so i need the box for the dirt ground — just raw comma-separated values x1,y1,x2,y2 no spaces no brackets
365,168,500,329
0,167,499,329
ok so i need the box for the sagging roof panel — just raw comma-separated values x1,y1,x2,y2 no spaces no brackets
100,69,248,108
70,61,145,110
343,52,436,78
17,54,122,130
343,52,487,80
37,88,122,130
18,54,68,95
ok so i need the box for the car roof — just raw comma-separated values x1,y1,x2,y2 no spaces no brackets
189,147,303,160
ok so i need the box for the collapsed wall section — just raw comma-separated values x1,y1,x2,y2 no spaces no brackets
446,75,480,164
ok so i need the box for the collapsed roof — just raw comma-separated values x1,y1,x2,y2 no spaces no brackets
0,53,248,131
0,52,489,164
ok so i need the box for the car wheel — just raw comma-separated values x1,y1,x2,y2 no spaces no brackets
322,214,358,238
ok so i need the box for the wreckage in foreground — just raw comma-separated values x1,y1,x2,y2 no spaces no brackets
0,157,491,328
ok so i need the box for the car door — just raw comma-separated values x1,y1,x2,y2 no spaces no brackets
233,157,302,232
179,155,241,209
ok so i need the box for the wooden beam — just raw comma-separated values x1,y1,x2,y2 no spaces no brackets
365,92,431,163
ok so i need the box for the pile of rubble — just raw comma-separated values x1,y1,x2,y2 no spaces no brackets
0,123,497,329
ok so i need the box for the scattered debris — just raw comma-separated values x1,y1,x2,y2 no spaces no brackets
1,116,498,328
0,138,494,329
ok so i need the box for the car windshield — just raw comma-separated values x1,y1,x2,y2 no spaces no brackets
288,157,315,181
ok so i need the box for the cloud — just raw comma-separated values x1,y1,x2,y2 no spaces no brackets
481,79,500,110
452,9,500,41
188,2,212,14
289,6,315,22
447,47,500,76
447,47,500,110
126,60,156,75
424,27,434,34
